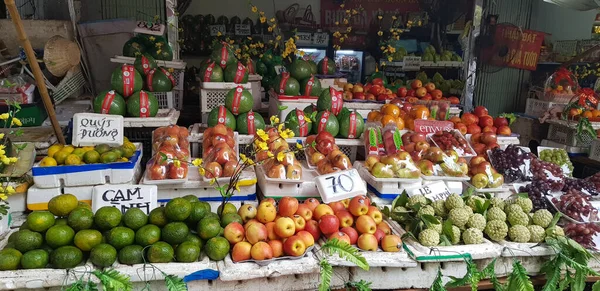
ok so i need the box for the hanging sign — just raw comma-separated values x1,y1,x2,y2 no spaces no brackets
312,32,330,46
72,113,123,147
486,24,545,71
296,32,312,46
92,185,158,214
210,25,226,36
316,168,367,203
134,21,165,35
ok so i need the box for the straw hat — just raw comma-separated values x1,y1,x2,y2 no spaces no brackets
43,35,81,77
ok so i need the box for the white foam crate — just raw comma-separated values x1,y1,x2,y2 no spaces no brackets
123,108,180,127
32,144,143,188
356,162,422,200
216,251,319,281
525,98,567,118
541,139,589,154
351,261,469,289
256,163,320,199
497,241,556,257
319,77,346,91
112,257,217,283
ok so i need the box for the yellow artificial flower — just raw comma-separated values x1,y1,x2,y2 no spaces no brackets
1,157,9,165
210,178,216,185
0,150,5,156
377,15,383,20
149,36,156,41
260,11,265,16
217,32,222,36
388,56,393,62
270,18,276,23
346,27,352,33
258,142,268,151
0,113,9,120
0,134,5,139
229,39,235,44
296,143,303,150
333,31,341,38
299,51,305,56
247,36,253,40
345,9,350,14
340,3,345,8
267,151,274,158
268,27,273,32
5,186,14,194
343,19,349,25
234,183,241,192
276,152,285,162
192,158,203,167
270,116,280,124
8,157,17,163
276,35,282,41
286,130,295,138
377,31,383,36
304,115,312,123
392,15,397,20
198,167,206,176
335,21,340,25
278,124,285,133
339,38,345,43
380,46,386,51
0,194,7,201
260,16,266,23
173,159,181,168
388,46,396,53
251,6,258,13
352,9,358,15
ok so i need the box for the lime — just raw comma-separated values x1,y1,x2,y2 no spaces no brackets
175,241,200,262
106,227,135,250
13,230,43,253
186,202,210,225
72,148,87,159
217,202,237,216
184,233,203,249
64,154,82,165
94,206,122,230
161,222,189,245
47,144,64,158
48,194,78,217
62,145,75,154
204,236,230,261
39,157,57,167
21,249,49,269
165,198,192,221
148,207,168,227
147,241,174,263
74,229,103,251
123,208,148,230
118,245,144,265
53,150,70,165
77,201,92,210
197,217,222,240
90,244,117,267
94,144,111,155
83,150,100,164
100,152,118,163
120,146,135,158
0,248,22,270
220,213,243,227
27,211,56,232
50,246,83,269
135,224,161,246
111,148,124,159
203,212,220,221
182,195,199,204
19,221,29,230
67,207,94,231
45,225,75,248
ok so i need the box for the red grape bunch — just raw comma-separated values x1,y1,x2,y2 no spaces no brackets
551,189,598,222
531,159,565,191
519,180,550,211
564,223,600,249
562,178,600,196
585,172,600,192
489,145,532,183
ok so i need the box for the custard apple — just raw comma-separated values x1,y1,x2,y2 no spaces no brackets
505,204,523,214
528,225,546,243
432,200,447,217
532,209,552,228
508,210,530,226
490,197,506,210
448,208,470,228
428,222,442,234
485,220,508,242
466,196,485,211
546,226,565,237
515,197,533,213
445,194,464,210
419,228,440,246
393,206,409,222
450,225,461,244
418,205,435,217
509,225,531,243
467,213,487,231
462,206,474,216
486,207,507,222
408,195,428,210
462,228,484,244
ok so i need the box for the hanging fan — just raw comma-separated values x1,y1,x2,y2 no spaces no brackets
476,15,524,74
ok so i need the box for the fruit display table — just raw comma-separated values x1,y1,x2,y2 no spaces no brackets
268,94,381,122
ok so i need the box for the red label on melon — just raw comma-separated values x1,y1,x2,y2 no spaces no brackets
247,61,255,74
348,112,357,138
329,87,343,115
304,76,314,97
231,86,243,115
217,106,227,125
146,69,156,91
139,91,150,118
296,109,308,136
204,62,216,82
234,62,245,83
219,42,229,68
279,72,290,94
322,57,328,74
246,111,256,135
122,65,135,96
318,111,330,133
160,67,176,86
101,91,116,114
141,56,151,75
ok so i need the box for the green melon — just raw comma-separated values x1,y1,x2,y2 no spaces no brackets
147,41,173,61
110,65,143,97
272,73,300,96
93,90,126,116
290,59,312,81
261,50,275,66
307,60,318,75
224,63,249,83
207,106,236,130
261,75,273,91
317,88,344,116
299,76,322,97
236,111,265,135
225,87,253,115
146,67,174,92
317,57,336,75
126,91,159,117
122,36,147,57
304,104,317,116
134,53,157,76
199,62,223,82
313,111,339,136
338,110,364,139
210,42,237,69
256,61,268,76
285,109,312,137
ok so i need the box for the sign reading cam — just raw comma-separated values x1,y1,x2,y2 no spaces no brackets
72,113,124,147
92,185,157,214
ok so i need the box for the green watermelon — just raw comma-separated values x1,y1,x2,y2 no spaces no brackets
256,61,268,76
199,62,223,82
313,111,339,136
290,59,312,81
126,91,159,117
210,42,237,69
122,36,147,57
111,65,143,97
285,109,312,137
236,111,265,135
261,75,273,90
317,88,344,116
204,14,215,25
225,86,253,115
317,57,336,75
224,62,249,83
307,60,318,75
148,40,174,61
304,104,317,116
207,106,236,130
261,50,275,66
272,73,300,96
299,75,322,97
93,90,126,116
338,110,364,139
146,67,175,92
134,53,157,76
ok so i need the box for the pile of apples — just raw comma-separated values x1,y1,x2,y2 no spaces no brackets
397,80,460,104
341,78,396,102
469,132,500,156
256,128,303,180
450,106,512,136
306,132,352,175
363,153,421,179
468,157,504,189
401,132,430,161
417,147,469,178
202,124,237,179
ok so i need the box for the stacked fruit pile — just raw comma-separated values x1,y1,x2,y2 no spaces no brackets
255,128,303,180
122,34,173,61
538,148,574,176
397,71,463,100
341,77,398,102
362,153,420,179
147,125,190,181
366,102,442,131
39,140,136,167
201,124,237,179
305,132,352,174
449,106,512,136
415,147,469,178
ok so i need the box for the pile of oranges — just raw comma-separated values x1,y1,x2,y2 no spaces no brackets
366,104,431,131
567,108,600,120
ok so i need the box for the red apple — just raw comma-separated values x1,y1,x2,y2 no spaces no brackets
352,84,364,93
283,235,307,256
424,82,436,92
292,215,306,232
372,78,384,86
313,204,334,220
497,125,512,136
473,106,489,117
295,204,313,222
410,133,427,143
296,230,315,247
472,143,486,155
319,214,340,235
335,210,354,228
343,91,353,100
366,93,376,101
251,241,274,260
411,79,422,89
480,132,498,145
340,226,359,245
494,117,509,128
304,219,321,241
348,196,370,217
224,222,245,244
461,113,479,126
357,233,378,251
304,198,320,212
397,87,408,97
355,215,377,234
478,115,494,128
455,123,467,135
381,235,402,252
377,222,392,235
482,126,497,134
415,87,427,98
373,228,385,243
278,196,299,217
367,206,383,224
353,92,366,100
328,231,351,245
467,124,481,134
231,241,252,262
268,240,284,258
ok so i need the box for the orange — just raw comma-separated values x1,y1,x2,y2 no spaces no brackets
397,109,408,120
380,104,390,113
592,110,600,118
396,117,405,130
381,115,396,126
410,105,430,119
405,117,415,131
367,110,382,122
382,104,400,118
582,111,593,118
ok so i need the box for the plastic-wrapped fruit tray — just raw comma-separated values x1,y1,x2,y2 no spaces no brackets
463,181,511,193
256,162,320,199
427,130,476,158
355,162,422,199
545,195,600,224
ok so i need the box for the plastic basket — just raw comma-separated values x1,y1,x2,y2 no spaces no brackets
124,128,154,168
554,40,578,57
589,139,600,161
525,98,566,118
547,122,594,147
199,81,252,122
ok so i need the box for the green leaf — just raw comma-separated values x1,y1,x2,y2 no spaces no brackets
462,187,475,197
505,260,533,291
445,259,478,288
15,129,23,137
321,238,369,271
345,280,372,291
420,214,440,228
165,274,187,291
541,256,564,291
395,191,409,208
592,280,600,291
159,152,168,162
92,269,133,291
429,269,447,291
442,219,455,242
500,113,517,125
319,259,333,291
278,105,288,111
439,234,452,246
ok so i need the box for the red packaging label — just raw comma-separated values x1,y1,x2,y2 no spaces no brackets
348,112,357,138
322,57,328,74
160,67,176,86
217,106,227,125
317,111,330,133
141,55,151,75
296,109,308,136
246,111,256,135
234,62,245,83
279,72,290,94
146,69,156,91
413,120,454,134
329,87,343,115
139,91,150,118
231,86,243,115
247,61,255,74
101,90,116,114
219,42,229,68
303,76,314,97
204,62,216,82
122,65,135,96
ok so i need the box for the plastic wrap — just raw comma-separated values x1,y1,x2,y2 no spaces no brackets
363,123,386,156
401,132,429,162
549,190,599,223
382,123,404,155
488,145,533,183
363,152,420,179
256,127,303,180
428,130,475,157
146,125,190,181
538,147,574,177
303,133,352,175
202,124,238,179
414,100,451,120
543,68,578,102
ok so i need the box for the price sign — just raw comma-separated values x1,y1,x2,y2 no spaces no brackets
72,113,123,147
134,21,165,36
296,32,312,46
402,56,422,71
210,25,226,36
234,24,251,36
312,32,329,47
273,65,287,75
411,181,451,202
316,169,367,203
92,185,157,214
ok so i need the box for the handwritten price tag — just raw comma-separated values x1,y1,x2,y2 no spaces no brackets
296,32,312,45
72,113,124,147
210,25,226,36
411,181,451,202
134,21,165,36
312,32,329,47
316,169,367,203
274,65,287,75
402,56,422,71
92,185,157,214
234,24,251,36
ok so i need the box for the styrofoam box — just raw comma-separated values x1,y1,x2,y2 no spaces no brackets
256,163,320,199
497,240,556,257
32,144,143,188
217,251,319,281
112,256,218,283
27,185,94,211
356,162,422,199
